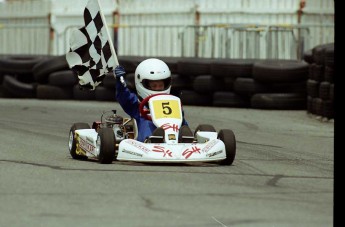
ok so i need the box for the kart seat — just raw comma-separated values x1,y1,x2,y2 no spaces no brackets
178,125,194,143
145,127,165,143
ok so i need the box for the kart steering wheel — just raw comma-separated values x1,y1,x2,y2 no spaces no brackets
139,93,170,121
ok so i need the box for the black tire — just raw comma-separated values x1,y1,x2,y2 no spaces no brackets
324,66,334,83
155,56,181,74
329,84,334,102
2,75,37,98
307,96,313,114
170,74,193,97
179,90,213,106
95,86,116,101
306,79,319,98
322,100,334,119
312,44,326,65
102,73,116,89
118,56,145,73
312,98,323,116
69,123,91,160
233,78,269,96
0,55,46,75
177,58,212,78
194,124,216,137
218,129,236,165
211,58,256,79
319,81,331,100
32,55,69,83
308,64,314,80
253,60,309,83
73,85,96,100
97,128,116,164
193,75,225,94
303,49,314,64
125,73,136,91
324,44,334,68
212,91,250,108
312,43,333,66
48,70,78,86
251,93,306,110
36,84,73,100
234,78,306,96
311,63,324,82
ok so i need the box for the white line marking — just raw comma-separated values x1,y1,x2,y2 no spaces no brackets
212,216,228,227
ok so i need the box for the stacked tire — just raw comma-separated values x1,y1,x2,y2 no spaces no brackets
0,48,333,113
305,43,334,120
178,58,308,109
249,60,308,110
178,58,253,107
0,54,49,98
0,55,119,101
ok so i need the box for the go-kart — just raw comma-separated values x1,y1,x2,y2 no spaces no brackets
68,94,236,165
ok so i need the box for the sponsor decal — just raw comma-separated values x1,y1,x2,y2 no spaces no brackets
201,139,218,153
161,123,179,132
86,136,93,144
152,145,172,157
182,146,201,159
79,137,95,153
168,134,176,140
122,149,143,157
206,150,222,157
125,140,150,153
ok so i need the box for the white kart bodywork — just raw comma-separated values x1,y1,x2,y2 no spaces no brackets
117,95,227,163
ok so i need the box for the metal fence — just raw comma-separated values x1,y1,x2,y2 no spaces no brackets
112,23,332,60
0,24,51,55
0,22,334,60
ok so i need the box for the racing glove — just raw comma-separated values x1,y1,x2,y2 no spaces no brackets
114,65,127,87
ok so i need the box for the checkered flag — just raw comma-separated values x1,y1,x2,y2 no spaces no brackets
66,0,118,90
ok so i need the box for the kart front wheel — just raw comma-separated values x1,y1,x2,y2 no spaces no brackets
218,129,236,165
97,128,116,164
69,123,90,160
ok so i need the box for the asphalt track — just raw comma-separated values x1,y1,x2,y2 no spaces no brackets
0,98,334,227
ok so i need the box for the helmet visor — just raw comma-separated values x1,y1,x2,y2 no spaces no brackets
142,78,171,91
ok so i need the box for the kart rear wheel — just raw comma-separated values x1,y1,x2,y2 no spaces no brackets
218,129,236,165
97,128,116,164
194,124,216,136
69,123,90,160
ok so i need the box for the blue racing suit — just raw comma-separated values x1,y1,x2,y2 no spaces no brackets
116,77,188,142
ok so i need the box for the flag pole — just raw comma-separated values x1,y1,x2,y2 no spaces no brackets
96,0,119,66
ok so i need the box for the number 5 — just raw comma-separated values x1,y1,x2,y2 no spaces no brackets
162,102,172,115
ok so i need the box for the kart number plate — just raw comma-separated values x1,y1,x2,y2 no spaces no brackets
152,100,181,120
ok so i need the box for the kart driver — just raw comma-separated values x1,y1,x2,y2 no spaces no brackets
114,58,191,142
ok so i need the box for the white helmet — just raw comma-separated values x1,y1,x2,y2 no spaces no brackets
134,58,171,99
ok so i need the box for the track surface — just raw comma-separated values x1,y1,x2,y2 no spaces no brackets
0,99,333,227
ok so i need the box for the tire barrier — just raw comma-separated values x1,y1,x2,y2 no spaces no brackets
304,43,334,120
36,84,73,100
0,45,333,117
2,75,37,98
32,55,69,83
